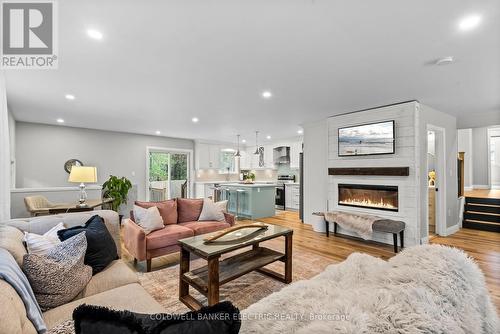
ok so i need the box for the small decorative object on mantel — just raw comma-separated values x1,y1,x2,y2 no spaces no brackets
64,159,83,173
203,222,268,244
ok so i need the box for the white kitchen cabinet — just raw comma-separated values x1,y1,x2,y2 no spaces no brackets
195,142,221,169
263,145,275,168
290,141,302,169
239,150,251,170
285,184,300,210
250,148,260,168
195,143,210,169
209,145,220,169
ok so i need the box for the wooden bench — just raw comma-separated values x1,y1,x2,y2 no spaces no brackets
313,212,405,253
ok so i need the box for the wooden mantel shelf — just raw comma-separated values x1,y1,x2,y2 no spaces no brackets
328,167,410,176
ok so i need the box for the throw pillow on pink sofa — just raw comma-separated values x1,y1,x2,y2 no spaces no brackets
177,198,203,223
135,200,178,225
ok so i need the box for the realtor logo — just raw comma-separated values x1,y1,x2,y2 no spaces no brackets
1,0,58,69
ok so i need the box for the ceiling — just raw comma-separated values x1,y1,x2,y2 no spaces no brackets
5,0,500,143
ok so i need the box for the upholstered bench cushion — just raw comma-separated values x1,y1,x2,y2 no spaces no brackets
372,219,405,233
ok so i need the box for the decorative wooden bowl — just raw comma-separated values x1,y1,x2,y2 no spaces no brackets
203,222,269,244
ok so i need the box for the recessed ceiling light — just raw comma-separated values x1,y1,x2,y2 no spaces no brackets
56,118,65,123
297,129,303,134
261,91,273,99
87,29,103,40
435,56,454,65
155,130,161,135
266,135,271,140
65,94,75,100
241,139,246,143
191,117,199,123
458,14,481,31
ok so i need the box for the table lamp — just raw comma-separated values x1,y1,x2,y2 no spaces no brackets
68,166,97,207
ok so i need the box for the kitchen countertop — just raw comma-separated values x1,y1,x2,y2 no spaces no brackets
194,181,276,185
284,182,300,186
222,183,277,188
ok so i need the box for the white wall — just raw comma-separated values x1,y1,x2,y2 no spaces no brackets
489,127,500,187
471,127,489,187
302,119,328,231
8,109,15,188
418,104,459,235
15,122,194,200
327,102,420,246
457,129,473,189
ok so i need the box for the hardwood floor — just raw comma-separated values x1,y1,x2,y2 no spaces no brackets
465,189,500,199
123,210,500,313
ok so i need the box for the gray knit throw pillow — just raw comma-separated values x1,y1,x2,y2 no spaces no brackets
22,232,92,311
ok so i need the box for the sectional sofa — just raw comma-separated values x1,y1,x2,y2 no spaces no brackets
0,210,165,333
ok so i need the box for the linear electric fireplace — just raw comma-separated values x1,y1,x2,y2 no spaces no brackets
338,184,398,212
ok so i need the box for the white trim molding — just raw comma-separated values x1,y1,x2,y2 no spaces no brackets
472,185,490,190
445,224,460,236
11,185,103,193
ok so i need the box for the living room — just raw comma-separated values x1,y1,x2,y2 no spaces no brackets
0,1,499,333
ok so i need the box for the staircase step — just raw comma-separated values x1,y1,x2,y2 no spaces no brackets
463,219,500,232
464,211,500,223
465,196,500,206
465,203,500,214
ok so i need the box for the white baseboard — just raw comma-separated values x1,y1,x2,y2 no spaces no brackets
445,224,460,236
472,185,490,190
420,237,429,244
464,186,473,191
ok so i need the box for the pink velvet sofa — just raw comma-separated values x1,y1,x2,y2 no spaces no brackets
123,198,235,271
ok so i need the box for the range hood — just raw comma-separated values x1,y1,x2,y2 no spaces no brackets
273,146,290,164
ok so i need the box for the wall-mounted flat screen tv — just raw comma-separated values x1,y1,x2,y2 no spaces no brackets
338,120,395,156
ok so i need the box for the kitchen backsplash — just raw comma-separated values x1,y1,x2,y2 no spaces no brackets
196,168,277,182
195,165,299,183
276,164,300,183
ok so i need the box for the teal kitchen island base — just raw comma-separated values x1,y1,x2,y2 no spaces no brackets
222,183,276,220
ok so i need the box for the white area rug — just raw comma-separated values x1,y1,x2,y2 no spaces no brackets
241,244,499,333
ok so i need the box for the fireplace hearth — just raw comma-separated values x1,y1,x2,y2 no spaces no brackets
338,183,398,212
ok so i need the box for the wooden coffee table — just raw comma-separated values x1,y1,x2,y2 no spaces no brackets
178,223,293,310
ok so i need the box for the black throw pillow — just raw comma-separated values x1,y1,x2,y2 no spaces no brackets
73,301,241,334
58,215,118,275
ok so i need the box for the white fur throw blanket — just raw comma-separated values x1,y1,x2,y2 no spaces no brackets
240,245,499,333
324,211,380,239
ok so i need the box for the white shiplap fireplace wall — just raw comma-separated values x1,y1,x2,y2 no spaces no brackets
327,102,420,247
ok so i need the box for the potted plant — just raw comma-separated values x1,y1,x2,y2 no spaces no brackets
102,175,132,220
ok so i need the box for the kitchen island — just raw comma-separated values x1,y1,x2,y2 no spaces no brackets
221,183,276,219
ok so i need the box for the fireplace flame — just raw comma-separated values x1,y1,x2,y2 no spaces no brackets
339,198,397,210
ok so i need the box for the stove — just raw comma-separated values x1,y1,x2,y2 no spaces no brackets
275,175,296,209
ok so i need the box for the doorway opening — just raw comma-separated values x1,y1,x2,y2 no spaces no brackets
488,127,500,189
146,147,192,201
426,126,446,238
